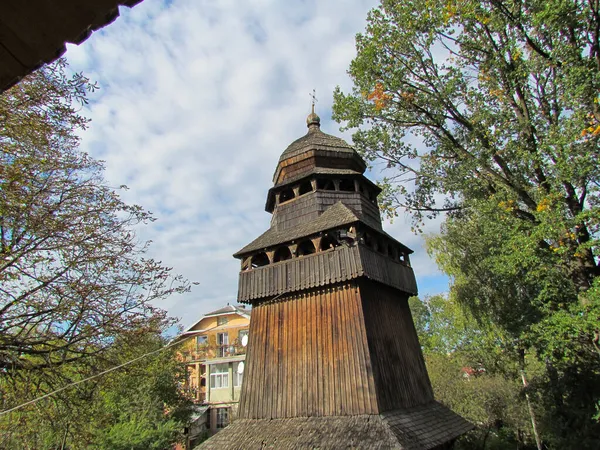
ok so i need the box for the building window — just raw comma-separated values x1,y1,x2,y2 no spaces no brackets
217,332,229,357
238,329,248,344
234,362,244,387
216,408,230,429
217,316,228,326
210,363,229,389
196,335,208,347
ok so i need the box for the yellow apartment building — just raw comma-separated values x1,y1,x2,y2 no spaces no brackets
176,304,251,445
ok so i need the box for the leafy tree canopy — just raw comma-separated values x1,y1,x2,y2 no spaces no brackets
333,0,599,291
0,59,190,376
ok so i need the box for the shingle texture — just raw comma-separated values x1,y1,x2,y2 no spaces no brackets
273,167,363,189
234,202,360,256
195,402,472,450
279,128,355,162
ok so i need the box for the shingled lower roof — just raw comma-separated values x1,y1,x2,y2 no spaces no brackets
233,202,360,257
195,401,472,449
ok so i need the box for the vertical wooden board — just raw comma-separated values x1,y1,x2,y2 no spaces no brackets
331,286,344,415
306,292,314,416
315,290,324,416
344,287,362,414
281,299,289,417
291,294,298,417
276,303,284,418
255,304,267,418
322,288,332,416
360,280,434,412
341,286,356,414
249,304,264,418
311,290,319,415
298,292,306,417
267,302,275,418
348,283,368,413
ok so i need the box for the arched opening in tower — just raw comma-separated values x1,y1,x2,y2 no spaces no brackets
298,180,313,196
363,232,377,250
388,244,397,260
251,252,270,268
279,187,295,203
316,179,335,191
296,240,316,257
339,179,355,192
320,234,340,251
273,246,292,262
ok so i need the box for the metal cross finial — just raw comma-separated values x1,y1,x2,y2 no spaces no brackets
309,89,318,113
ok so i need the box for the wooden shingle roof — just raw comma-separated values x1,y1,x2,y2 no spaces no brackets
195,401,472,450
279,128,355,162
233,202,360,257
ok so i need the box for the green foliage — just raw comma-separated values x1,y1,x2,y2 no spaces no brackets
335,1,600,446
0,334,193,449
410,296,536,449
333,0,599,288
0,60,193,448
0,59,191,376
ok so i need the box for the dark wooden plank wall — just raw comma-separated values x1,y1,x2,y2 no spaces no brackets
359,279,434,412
358,246,418,295
238,282,379,419
272,190,382,232
237,245,417,303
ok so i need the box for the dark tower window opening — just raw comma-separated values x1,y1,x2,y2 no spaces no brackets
363,232,376,249
273,246,292,262
388,244,397,260
379,240,388,256
368,190,378,205
296,240,316,257
339,179,354,192
320,234,340,251
298,180,313,196
399,252,407,264
317,179,335,191
358,183,366,194
251,252,270,268
279,188,295,203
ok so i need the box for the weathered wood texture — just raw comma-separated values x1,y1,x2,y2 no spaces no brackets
0,0,143,92
198,402,472,450
237,245,417,303
274,149,365,185
359,279,434,411
238,282,379,419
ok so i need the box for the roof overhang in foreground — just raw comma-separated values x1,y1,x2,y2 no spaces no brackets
0,0,143,92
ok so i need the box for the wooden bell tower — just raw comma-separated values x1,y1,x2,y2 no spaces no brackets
197,110,471,449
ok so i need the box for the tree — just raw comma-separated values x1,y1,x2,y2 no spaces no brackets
0,331,193,449
0,59,190,376
409,296,538,449
333,0,599,290
333,1,600,446
427,216,600,448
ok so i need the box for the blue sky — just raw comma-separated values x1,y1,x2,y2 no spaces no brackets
65,0,449,328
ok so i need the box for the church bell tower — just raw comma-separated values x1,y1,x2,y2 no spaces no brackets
198,109,471,449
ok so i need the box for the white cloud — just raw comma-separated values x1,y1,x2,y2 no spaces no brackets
66,0,448,327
